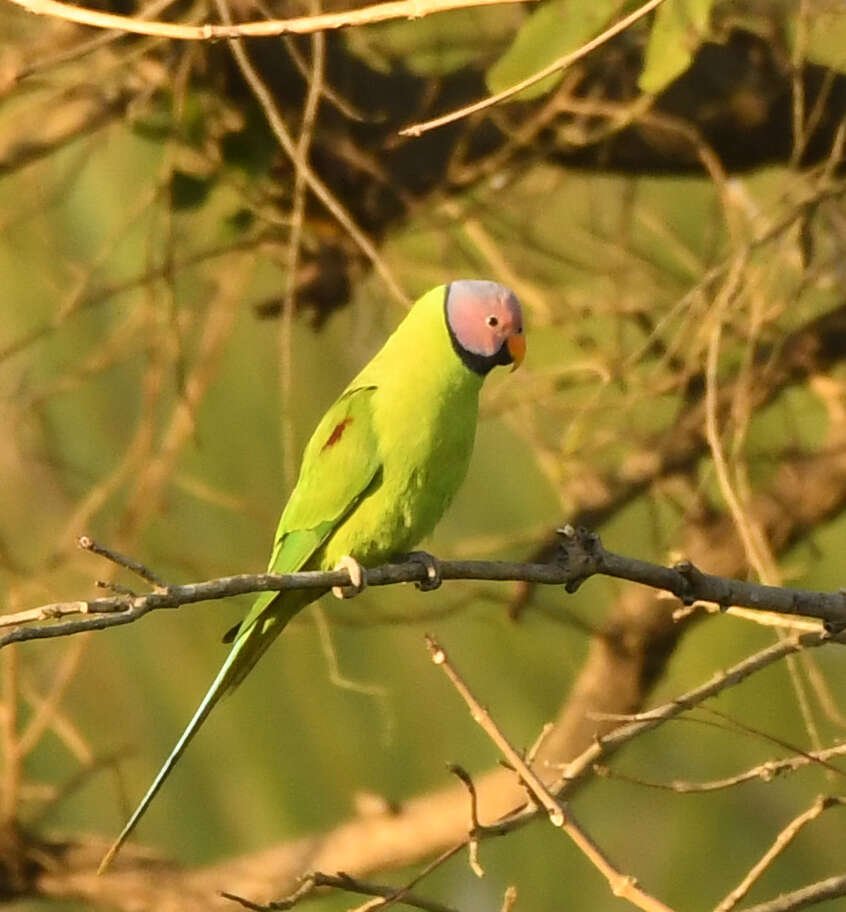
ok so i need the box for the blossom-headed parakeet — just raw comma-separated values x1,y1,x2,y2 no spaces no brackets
100,280,525,870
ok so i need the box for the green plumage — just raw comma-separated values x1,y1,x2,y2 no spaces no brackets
100,282,517,872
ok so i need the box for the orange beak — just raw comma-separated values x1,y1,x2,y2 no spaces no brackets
507,332,526,371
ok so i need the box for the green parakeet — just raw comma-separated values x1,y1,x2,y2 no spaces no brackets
100,280,525,871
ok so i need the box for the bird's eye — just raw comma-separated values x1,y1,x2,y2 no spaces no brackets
486,315,499,327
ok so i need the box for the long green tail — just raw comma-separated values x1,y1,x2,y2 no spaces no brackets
98,591,306,873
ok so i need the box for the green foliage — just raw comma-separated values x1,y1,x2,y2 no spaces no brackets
169,170,214,210
343,6,521,76
220,109,276,178
486,0,621,100
799,5,846,73
638,0,714,93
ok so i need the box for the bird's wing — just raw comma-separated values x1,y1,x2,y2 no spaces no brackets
272,382,382,571
228,383,382,641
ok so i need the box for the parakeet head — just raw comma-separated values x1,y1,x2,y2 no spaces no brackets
445,280,526,375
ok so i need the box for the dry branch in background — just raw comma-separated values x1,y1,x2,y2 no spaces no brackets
425,634,677,912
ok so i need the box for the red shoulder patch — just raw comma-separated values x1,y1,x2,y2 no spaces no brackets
322,417,353,451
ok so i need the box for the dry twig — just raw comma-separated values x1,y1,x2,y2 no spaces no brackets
223,870,460,912
425,634,676,912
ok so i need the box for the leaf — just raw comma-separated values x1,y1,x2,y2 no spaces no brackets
802,8,846,73
169,171,213,210
486,0,622,102
638,0,714,94
343,7,522,77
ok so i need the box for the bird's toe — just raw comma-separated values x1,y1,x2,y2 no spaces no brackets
332,555,367,599
405,550,442,591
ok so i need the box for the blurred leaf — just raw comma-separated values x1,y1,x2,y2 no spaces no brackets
802,7,846,73
221,116,275,177
638,0,713,94
486,0,621,101
170,170,214,210
181,91,210,148
343,6,521,77
131,97,175,143
226,207,256,232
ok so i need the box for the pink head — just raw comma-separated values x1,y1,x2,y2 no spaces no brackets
444,280,526,375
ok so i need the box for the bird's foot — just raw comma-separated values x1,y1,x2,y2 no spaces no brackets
405,550,442,591
332,555,367,599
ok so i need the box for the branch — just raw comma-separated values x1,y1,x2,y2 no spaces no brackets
6,527,844,648
549,629,841,799
3,0,530,40
223,870,460,912
593,741,846,794
425,634,676,912
715,796,846,912
400,0,666,137
738,875,846,912
215,0,410,311
423,625,843,856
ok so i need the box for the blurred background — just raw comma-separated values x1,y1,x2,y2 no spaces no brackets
1,0,846,909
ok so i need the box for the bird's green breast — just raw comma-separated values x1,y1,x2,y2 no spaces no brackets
319,286,483,568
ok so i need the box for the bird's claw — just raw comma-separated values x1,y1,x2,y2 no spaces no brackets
332,555,367,599
405,550,442,591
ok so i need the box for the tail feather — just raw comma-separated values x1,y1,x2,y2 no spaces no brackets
98,591,306,873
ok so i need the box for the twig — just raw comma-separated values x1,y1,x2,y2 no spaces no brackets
593,742,846,794
714,796,846,912
223,870,460,912
552,631,840,798
5,0,531,39
216,0,409,310
18,640,90,758
277,0,324,491
737,874,846,912
28,749,130,828
0,231,270,365
427,637,564,826
452,628,844,853
77,536,168,589
425,634,676,912
447,764,485,877
364,843,467,912
400,0,666,137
